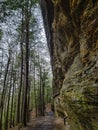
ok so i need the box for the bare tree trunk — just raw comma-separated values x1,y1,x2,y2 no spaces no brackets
0,50,3,78
41,69,46,116
13,82,17,127
17,14,24,123
23,0,30,125
33,62,37,117
0,54,10,130
42,70,45,116
39,66,42,115
5,64,13,130
10,76,15,128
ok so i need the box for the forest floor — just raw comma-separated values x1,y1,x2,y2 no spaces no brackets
26,116,70,130
8,104,70,130
9,116,70,130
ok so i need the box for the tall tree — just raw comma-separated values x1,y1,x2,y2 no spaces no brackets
0,52,11,130
23,0,30,125
17,6,24,124
5,63,13,129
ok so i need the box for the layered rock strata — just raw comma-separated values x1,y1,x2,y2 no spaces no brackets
41,0,98,129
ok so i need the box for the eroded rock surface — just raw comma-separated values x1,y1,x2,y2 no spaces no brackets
41,0,98,130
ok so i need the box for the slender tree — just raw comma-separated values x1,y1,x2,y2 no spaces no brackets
5,63,13,129
0,52,11,130
17,7,24,124
23,0,30,125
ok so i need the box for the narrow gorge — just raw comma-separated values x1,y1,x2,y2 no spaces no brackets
41,0,98,130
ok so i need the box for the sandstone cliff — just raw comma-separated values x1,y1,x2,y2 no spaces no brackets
41,0,98,130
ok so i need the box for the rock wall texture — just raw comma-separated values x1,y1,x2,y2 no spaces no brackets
41,0,98,130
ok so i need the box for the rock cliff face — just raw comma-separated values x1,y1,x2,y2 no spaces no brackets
41,0,98,130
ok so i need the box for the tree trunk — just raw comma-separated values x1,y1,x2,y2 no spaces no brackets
10,77,15,128
34,62,37,117
17,10,24,122
42,70,45,116
0,54,10,130
5,64,13,129
23,0,30,125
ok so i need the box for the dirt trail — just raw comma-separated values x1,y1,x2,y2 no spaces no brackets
8,116,70,130
23,116,70,130
9,104,70,130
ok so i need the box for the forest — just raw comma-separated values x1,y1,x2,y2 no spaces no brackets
0,0,53,130
1,0,98,130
